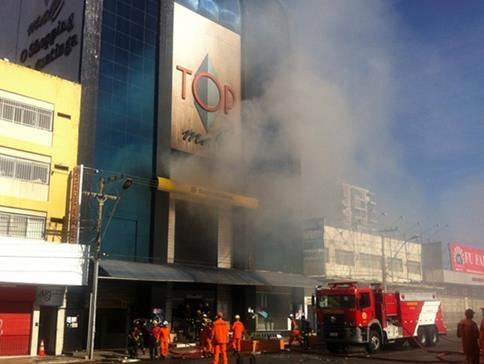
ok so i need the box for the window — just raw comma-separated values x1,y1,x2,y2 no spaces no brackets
318,295,355,308
407,260,421,275
0,97,53,131
0,154,49,184
388,257,403,272
335,249,354,266
359,253,382,269
0,211,45,239
359,293,371,308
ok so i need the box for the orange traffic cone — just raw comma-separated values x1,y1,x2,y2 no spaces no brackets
38,339,46,357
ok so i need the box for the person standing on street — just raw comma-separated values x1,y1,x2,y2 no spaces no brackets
480,308,484,355
231,314,245,354
159,321,171,360
300,315,312,349
288,314,304,346
457,308,480,364
211,312,229,364
150,320,161,359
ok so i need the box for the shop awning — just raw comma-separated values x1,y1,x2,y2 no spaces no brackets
99,260,319,288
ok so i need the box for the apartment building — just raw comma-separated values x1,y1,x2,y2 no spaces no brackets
0,60,88,357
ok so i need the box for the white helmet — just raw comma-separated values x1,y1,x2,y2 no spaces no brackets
235,314,240,320
289,314,294,318
163,321,169,326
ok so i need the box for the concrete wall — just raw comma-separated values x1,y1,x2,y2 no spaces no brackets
304,224,422,284
0,60,81,242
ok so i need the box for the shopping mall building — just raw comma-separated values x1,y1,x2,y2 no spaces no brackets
0,0,315,352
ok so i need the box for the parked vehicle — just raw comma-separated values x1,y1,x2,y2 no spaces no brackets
315,282,447,353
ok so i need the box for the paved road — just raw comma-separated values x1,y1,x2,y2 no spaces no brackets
116,336,468,364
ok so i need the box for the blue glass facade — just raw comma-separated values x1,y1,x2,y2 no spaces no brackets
176,0,241,33
94,0,159,261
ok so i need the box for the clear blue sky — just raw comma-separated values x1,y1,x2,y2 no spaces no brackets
391,0,484,201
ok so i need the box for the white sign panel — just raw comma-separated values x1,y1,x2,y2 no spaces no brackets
2,0,84,82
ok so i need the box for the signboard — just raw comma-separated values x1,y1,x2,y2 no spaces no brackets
171,3,241,157
449,242,484,275
68,165,83,243
36,286,65,306
0,0,84,82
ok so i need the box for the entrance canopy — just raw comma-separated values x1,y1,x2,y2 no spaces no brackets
157,177,258,209
100,260,319,288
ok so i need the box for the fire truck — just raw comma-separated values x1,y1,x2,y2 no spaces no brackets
315,282,447,353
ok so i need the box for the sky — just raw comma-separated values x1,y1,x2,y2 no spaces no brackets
276,0,484,247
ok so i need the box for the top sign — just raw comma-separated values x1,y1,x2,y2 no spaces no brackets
449,242,484,275
171,3,241,157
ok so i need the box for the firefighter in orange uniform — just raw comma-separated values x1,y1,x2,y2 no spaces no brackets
288,314,304,346
200,318,213,358
480,308,484,355
457,309,480,364
159,321,171,360
231,314,245,354
211,312,229,364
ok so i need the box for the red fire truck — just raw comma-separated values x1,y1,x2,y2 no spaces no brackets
315,282,447,353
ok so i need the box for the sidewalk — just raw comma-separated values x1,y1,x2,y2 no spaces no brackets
0,351,139,364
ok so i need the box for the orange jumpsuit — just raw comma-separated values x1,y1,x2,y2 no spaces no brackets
231,321,245,352
480,317,484,354
457,319,480,364
211,318,229,364
200,325,213,356
289,318,303,346
159,326,171,358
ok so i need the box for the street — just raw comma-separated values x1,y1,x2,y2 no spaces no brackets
103,335,467,364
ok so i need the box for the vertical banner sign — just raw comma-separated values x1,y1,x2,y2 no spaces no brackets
171,3,241,157
449,242,484,275
68,164,83,243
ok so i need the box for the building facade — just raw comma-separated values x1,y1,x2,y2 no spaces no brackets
0,60,89,356
0,0,310,351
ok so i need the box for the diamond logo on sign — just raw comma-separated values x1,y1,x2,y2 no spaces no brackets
193,55,220,131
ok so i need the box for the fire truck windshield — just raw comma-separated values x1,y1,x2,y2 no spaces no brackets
318,294,356,308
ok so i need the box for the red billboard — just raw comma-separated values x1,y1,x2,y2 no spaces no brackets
449,243,484,275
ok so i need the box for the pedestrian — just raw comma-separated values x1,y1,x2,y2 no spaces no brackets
480,308,484,355
211,312,229,364
127,322,142,358
231,314,245,354
300,315,312,349
457,308,480,364
159,320,171,360
150,320,160,359
288,314,304,347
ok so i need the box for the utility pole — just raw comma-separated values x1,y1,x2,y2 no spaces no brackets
84,176,132,360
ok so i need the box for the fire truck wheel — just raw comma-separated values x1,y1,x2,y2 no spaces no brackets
425,326,438,347
416,327,427,346
366,330,382,353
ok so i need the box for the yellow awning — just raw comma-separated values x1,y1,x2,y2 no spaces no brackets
157,177,258,209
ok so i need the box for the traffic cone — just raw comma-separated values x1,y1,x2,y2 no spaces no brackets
38,339,46,357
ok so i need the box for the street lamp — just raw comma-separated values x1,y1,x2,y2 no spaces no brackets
84,176,133,360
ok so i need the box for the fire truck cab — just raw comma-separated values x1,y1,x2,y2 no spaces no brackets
315,282,446,353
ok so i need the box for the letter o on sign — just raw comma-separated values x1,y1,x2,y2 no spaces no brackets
192,71,222,112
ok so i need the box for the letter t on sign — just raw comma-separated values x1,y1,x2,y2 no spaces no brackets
176,65,193,99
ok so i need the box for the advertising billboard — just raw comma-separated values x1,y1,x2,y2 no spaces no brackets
171,3,241,157
449,242,484,275
0,0,84,82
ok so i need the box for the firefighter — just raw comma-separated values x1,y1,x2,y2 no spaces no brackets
200,318,213,358
300,315,312,349
480,308,484,354
211,312,229,364
150,320,161,359
159,321,171,360
231,314,245,354
127,322,142,358
457,308,480,364
288,314,304,346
